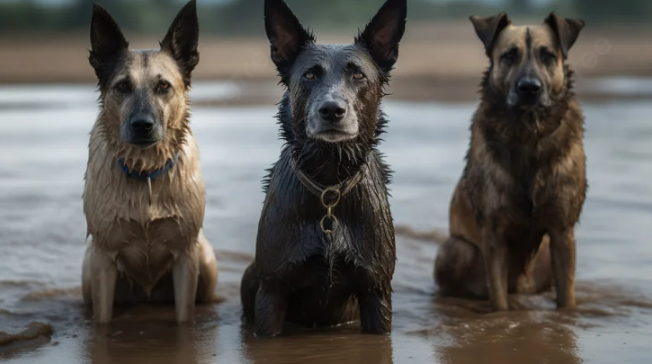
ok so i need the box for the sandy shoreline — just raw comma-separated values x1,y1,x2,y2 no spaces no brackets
1,23,651,104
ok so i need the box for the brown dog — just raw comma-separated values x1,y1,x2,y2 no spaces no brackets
434,12,587,311
82,1,217,323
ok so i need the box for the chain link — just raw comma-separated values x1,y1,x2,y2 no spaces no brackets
319,186,342,234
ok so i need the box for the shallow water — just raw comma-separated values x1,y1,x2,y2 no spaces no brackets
1,84,652,363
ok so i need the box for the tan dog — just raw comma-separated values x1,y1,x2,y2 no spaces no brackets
434,13,587,311
82,0,217,324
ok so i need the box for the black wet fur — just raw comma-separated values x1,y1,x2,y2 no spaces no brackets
241,0,407,337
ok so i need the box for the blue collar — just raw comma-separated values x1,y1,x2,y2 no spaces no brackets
117,153,180,181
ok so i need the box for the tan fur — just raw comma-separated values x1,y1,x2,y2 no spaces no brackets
443,101,585,306
82,52,217,324
448,183,481,246
97,52,189,173
435,13,586,310
489,25,566,96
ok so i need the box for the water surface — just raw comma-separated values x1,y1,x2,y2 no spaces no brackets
1,85,652,363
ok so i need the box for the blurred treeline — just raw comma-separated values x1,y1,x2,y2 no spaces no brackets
0,0,650,34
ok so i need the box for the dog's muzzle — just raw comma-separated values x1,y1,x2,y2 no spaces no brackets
308,98,359,143
318,100,347,124
124,113,163,147
513,76,545,106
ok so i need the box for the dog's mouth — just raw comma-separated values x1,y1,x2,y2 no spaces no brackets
512,98,552,113
508,88,550,109
128,138,162,149
515,95,548,108
312,129,357,143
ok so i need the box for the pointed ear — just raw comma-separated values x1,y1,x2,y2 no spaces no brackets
544,12,585,59
355,0,407,73
160,0,199,86
469,12,511,57
264,0,314,75
89,3,128,82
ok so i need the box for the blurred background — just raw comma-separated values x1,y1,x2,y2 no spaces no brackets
0,0,651,101
1,1,652,363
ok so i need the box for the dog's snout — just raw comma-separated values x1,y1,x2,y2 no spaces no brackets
308,95,359,142
124,112,162,147
517,77,543,96
318,101,347,123
130,115,155,133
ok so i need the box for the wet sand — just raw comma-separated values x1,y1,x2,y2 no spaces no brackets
1,85,652,363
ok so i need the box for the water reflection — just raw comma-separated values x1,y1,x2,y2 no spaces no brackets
2,94,652,363
433,312,581,364
85,307,219,364
240,326,394,364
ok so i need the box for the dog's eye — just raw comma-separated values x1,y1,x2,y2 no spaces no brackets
501,50,518,65
541,50,557,66
303,72,316,80
158,81,171,92
353,72,366,80
116,81,131,93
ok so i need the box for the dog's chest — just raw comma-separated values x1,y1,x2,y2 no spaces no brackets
492,158,566,246
304,190,386,260
258,150,395,277
106,217,197,286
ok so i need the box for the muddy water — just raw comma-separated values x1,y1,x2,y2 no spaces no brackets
1,84,652,363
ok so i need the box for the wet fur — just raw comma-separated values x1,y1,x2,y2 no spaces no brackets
241,0,406,337
434,13,587,311
82,1,217,324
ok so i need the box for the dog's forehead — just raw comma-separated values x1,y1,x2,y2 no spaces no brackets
494,24,556,53
118,50,182,85
294,44,376,72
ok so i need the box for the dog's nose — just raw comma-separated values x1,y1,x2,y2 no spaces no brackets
130,115,155,133
517,77,543,96
319,101,347,123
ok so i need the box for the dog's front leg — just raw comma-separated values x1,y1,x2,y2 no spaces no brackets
549,227,576,309
90,249,118,324
254,278,287,337
482,228,509,311
173,246,200,323
359,285,392,334
196,231,218,303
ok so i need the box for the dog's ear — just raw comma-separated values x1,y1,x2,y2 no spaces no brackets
355,0,407,73
161,0,200,87
89,3,128,82
544,13,585,59
264,0,314,75
470,12,511,57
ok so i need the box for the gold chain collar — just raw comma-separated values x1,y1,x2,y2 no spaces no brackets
289,157,366,234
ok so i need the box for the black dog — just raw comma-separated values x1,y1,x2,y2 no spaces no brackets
241,0,407,337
